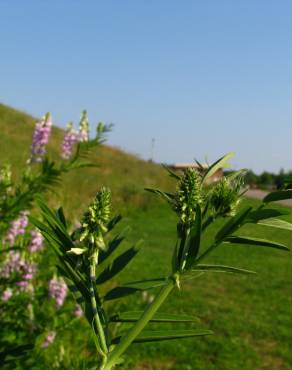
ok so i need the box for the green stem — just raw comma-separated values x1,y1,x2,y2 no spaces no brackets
90,252,108,357
102,278,176,370
195,240,220,264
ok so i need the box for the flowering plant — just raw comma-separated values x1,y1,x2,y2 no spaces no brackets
33,153,291,369
0,111,111,367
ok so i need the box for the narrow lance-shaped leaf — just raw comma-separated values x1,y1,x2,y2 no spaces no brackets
161,164,181,180
111,329,212,344
172,240,180,273
216,206,252,241
190,264,256,275
184,205,202,270
107,215,122,232
263,190,292,203
245,208,289,223
32,216,90,300
202,152,235,184
144,188,174,204
56,207,67,228
103,278,166,301
96,244,141,285
226,169,248,180
258,218,292,231
224,236,290,251
110,311,199,323
104,287,141,301
122,278,167,290
98,226,131,266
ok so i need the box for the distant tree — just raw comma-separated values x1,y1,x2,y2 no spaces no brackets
244,170,258,187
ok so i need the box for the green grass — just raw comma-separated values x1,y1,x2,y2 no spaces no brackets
1,103,292,369
105,198,292,370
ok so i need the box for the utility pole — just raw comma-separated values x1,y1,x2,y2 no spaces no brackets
150,138,155,162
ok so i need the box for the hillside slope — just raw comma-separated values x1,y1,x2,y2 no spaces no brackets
0,103,174,216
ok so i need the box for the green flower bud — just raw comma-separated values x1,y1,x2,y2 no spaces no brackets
174,168,203,225
80,187,111,250
209,176,243,217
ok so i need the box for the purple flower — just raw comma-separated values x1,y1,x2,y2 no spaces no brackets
61,123,78,160
1,288,13,301
73,304,83,317
49,277,67,308
28,230,44,253
41,331,56,348
29,113,52,163
0,252,36,295
16,280,29,289
6,211,29,246
0,251,22,277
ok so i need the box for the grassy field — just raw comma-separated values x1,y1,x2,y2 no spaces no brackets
100,197,292,370
1,103,292,369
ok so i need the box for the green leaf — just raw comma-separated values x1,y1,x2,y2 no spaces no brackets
97,228,130,275
0,344,34,366
96,244,141,284
216,206,252,241
226,169,248,180
144,188,174,203
172,241,180,273
191,264,256,275
194,158,205,171
110,311,199,323
181,271,205,281
258,218,292,231
32,212,90,301
161,164,181,180
184,206,202,270
263,190,292,203
246,208,289,223
202,152,235,184
103,278,166,301
107,215,122,232
123,278,167,290
112,329,212,344
224,236,290,251
104,287,141,301
56,207,67,227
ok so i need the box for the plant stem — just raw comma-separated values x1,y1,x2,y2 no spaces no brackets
202,215,215,232
101,278,176,370
90,251,108,357
195,241,219,264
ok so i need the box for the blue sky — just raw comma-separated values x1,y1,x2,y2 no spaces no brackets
1,1,292,173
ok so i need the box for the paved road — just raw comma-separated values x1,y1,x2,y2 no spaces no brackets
246,189,292,207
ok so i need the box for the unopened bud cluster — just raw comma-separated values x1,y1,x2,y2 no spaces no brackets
174,169,203,225
80,187,111,250
209,177,243,217
78,110,89,142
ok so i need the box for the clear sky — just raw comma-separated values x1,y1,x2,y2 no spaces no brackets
1,1,292,173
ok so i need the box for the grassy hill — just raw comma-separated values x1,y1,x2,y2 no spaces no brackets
0,103,174,217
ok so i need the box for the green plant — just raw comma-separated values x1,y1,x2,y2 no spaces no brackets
0,111,112,367
33,153,291,369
